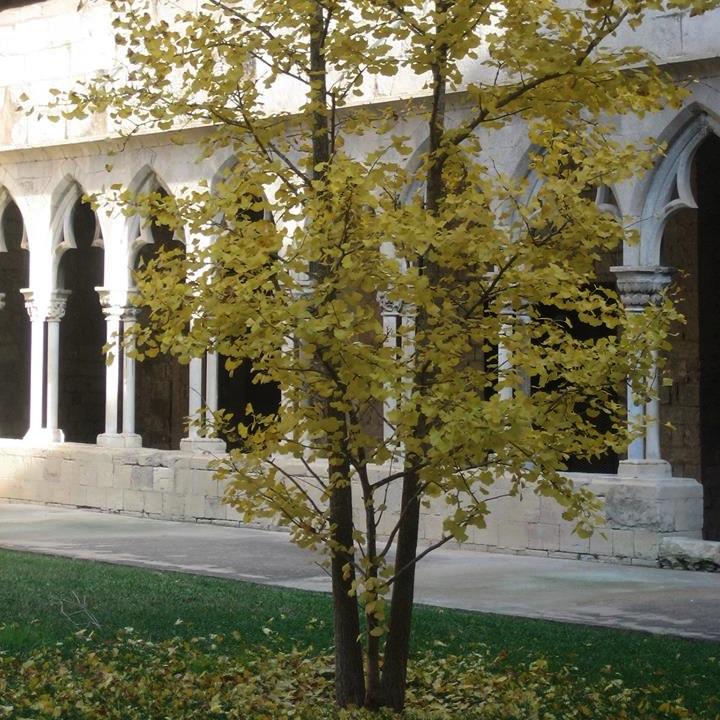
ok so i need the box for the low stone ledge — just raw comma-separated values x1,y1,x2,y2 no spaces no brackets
0,443,708,566
659,536,720,572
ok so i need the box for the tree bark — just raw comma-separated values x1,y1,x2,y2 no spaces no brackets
329,459,366,707
309,3,365,707
380,5,449,708
379,463,422,710
360,464,382,708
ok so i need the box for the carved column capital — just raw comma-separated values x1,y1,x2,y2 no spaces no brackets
46,290,71,322
96,286,124,319
96,287,140,322
377,291,404,316
121,306,141,323
20,289,70,322
610,266,675,311
21,289,41,321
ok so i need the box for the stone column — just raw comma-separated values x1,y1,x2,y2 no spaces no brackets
180,350,226,453
45,291,69,441
379,291,404,444
206,352,220,414
96,288,142,448
21,289,68,444
21,290,45,440
611,265,674,479
97,290,121,437
498,305,515,402
121,305,141,440
187,356,204,439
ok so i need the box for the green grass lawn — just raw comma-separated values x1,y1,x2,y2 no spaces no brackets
1,548,718,715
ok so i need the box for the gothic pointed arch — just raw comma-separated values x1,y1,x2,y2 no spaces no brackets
207,156,282,448
0,188,30,438
653,109,720,540
127,167,189,450
511,146,625,474
52,178,106,443
0,187,28,252
636,107,720,266
126,166,183,263
51,176,103,277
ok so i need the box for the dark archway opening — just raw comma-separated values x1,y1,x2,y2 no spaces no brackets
135,220,189,450
566,252,622,475
533,245,622,475
697,134,720,540
0,200,29,438
661,133,720,540
58,200,105,443
215,203,281,449
218,357,281,449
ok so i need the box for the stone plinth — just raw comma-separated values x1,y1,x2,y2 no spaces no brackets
659,537,720,571
0,442,707,567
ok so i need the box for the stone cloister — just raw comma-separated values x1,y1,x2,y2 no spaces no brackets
1,0,720,566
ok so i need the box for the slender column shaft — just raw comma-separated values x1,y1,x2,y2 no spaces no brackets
379,292,403,444
188,356,203,439
206,352,219,413
626,383,645,460
29,316,44,432
46,320,60,431
122,314,137,435
611,265,674,467
498,310,514,402
104,315,121,435
382,313,399,442
645,349,661,460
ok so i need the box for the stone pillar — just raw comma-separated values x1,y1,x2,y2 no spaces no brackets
498,305,516,401
180,352,226,453
101,302,121,436
121,306,140,439
21,289,68,444
96,288,142,448
187,356,204,439
206,353,219,414
611,265,674,479
22,291,45,440
379,291,404,443
45,291,69,440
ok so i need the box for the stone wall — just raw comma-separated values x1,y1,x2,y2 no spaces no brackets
0,441,703,566
2,0,720,153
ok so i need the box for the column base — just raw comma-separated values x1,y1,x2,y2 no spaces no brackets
23,427,64,444
618,459,672,480
179,437,227,454
97,433,143,448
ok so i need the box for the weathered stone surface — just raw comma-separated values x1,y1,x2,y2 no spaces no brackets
0,445,710,566
659,536,720,572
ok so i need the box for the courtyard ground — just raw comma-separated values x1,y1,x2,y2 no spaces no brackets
0,501,719,641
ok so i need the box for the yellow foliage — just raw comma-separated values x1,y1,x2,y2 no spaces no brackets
52,0,713,707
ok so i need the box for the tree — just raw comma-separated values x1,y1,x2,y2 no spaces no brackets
55,0,715,710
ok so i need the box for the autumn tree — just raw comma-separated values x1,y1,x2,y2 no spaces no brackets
55,0,716,710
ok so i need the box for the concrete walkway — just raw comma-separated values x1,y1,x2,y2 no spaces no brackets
1,501,719,641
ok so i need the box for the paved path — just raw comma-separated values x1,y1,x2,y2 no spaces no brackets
1,501,719,641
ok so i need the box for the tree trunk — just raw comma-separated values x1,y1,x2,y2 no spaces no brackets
308,2,365,707
329,459,366,707
361,466,382,708
379,464,422,710
380,6,449,707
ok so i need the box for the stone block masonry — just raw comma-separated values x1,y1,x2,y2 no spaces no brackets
0,440,704,565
